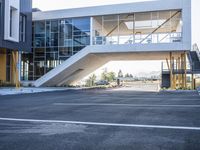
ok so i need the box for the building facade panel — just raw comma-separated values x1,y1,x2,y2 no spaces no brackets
0,0,32,51
0,0,32,85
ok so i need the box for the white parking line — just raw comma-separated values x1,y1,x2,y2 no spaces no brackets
54,103,200,108
0,117,200,131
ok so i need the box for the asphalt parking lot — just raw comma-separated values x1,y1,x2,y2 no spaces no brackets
0,88,200,150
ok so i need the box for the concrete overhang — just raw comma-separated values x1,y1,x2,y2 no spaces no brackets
33,0,186,21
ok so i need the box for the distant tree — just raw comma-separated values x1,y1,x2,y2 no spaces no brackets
101,71,108,81
86,74,96,87
129,74,133,78
107,72,116,82
101,71,116,82
118,70,123,78
125,73,130,78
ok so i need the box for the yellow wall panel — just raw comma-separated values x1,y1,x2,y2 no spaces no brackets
0,49,6,82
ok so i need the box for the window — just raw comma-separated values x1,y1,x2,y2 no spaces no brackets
10,7,13,37
9,7,17,38
32,17,91,78
35,21,45,33
51,20,58,33
34,21,45,47
73,18,90,31
19,14,26,42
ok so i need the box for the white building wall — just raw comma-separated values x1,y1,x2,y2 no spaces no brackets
181,0,191,50
192,0,200,48
4,0,20,42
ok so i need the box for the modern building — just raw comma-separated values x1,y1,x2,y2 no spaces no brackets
0,0,32,86
20,0,200,88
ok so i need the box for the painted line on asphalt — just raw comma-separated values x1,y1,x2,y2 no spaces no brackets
53,103,200,108
0,117,200,131
110,98,200,101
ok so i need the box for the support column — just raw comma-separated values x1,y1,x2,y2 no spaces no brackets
0,49,7,84
170,52,174,89
181,53,184,88
12,51,20,88
191,74,194,90
178,57,181,88
172,56,176,89
184,52,187,89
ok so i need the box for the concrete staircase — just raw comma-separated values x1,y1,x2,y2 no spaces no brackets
188,44,200,73
33,46,109,87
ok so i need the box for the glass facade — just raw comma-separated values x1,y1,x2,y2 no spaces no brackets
21,10,184,81
93,10,182,45
31,17,90,80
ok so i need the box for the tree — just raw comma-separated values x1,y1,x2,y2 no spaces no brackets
107,72,116,82
101,71,116,82
118,70,123,78
86,74,96,87
125,73,130,78
129,74,133,78
101,71,108,81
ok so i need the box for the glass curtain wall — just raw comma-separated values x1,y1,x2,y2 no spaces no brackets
93,10,182,45
32,17,90,80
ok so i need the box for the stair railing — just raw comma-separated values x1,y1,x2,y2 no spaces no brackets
193,43,200,61
140,11,181,44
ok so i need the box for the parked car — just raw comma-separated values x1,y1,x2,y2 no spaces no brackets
95,80,109,86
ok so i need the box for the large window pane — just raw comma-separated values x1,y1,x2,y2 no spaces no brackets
51,33,58,46
73,18,90,31
51,20,59,32
34,37,45,47
59,23,73,46
35,21,45,33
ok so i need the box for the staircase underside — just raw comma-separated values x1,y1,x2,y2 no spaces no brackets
34,44,189,87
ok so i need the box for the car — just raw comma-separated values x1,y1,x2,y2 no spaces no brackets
95,80,109,86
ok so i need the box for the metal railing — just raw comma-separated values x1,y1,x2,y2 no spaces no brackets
193,44,200,61
93,32,182,45
162,61,200,73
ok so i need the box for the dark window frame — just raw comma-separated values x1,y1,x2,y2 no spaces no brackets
19,14,26,42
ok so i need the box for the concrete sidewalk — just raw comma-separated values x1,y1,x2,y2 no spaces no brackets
0,87,80,95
